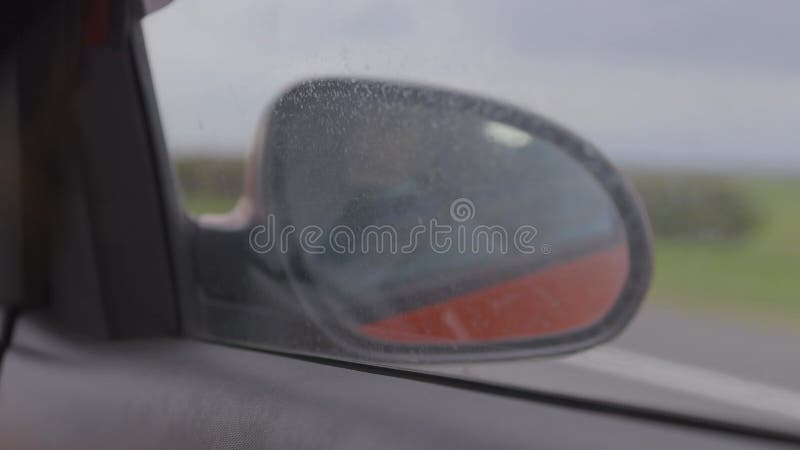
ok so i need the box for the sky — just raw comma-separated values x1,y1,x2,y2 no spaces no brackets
142,0,800,173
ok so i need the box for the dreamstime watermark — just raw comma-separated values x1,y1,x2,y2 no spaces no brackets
249,198,551,256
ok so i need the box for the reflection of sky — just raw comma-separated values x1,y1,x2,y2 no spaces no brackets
143,1,800,173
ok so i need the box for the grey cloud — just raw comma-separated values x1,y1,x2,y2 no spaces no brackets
143,0,800,172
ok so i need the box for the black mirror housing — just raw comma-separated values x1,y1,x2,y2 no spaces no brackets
195,78,652,364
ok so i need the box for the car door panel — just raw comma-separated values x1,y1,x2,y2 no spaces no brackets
0,315,794,450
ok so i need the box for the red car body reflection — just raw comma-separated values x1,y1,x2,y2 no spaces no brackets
361,244,629,343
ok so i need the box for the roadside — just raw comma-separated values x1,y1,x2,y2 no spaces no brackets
646,176,800,329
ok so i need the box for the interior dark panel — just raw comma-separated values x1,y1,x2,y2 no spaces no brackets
0,315,792,450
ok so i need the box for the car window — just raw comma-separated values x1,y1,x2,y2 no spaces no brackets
142,0,800,431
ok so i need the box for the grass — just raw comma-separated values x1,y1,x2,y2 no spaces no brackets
647,176,800,328
182,192,239,216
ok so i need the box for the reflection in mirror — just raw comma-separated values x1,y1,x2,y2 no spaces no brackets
262,80,630,349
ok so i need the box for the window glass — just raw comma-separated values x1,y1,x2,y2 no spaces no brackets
143,0,800,431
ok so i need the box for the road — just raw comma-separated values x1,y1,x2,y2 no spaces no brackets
609,305,800,389
422,304,800,434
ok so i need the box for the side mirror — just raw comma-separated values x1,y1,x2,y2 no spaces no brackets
198,78,652,363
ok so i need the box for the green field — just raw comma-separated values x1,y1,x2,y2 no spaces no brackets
183,193,239,216
647,177,800,328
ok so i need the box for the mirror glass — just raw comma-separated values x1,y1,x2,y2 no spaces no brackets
264,80,630,348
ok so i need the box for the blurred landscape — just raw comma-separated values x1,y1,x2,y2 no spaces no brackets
174,156,800,329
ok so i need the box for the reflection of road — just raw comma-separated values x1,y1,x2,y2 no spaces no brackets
423,304,800,434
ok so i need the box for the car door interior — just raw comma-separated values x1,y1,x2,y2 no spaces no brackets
0,1,798,449
3,313,799,450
